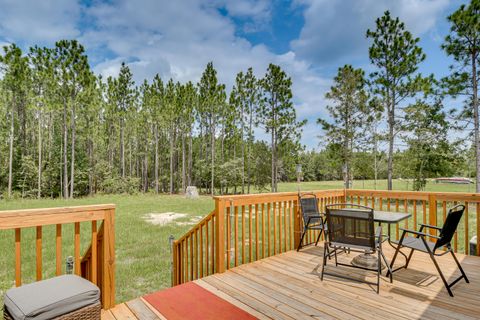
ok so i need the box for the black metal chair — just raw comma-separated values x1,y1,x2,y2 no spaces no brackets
297,193,327,252
321,204,392,293
388,204,469,297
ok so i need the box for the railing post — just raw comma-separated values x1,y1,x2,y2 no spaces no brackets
428,194,437,240
293,199,301,250
102,208,115,310
215,198,226,273
169,235,176,286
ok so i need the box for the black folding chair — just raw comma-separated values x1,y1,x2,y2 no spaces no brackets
388,204,469,297
321,204,392,293
297,193,327,252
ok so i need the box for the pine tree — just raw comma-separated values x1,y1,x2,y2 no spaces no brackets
0,44,30,198
367,11,427,190
259,64,304,192
442,0,480,191
318,65,369,189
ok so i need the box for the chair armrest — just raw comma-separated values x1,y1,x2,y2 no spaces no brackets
419,223,441,231
400,228,441,239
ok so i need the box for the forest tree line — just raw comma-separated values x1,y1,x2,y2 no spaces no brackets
0,42,304,198
0,1,479,198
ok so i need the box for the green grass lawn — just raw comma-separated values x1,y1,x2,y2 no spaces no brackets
0,179,477,306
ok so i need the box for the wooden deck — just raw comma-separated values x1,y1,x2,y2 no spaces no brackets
103,244,480,319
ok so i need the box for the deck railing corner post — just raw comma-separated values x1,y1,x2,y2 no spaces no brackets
102,207,115,310
215,198,226,273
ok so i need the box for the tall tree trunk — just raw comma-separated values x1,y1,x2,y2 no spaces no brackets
247,106,253,194
170,127,175,194
211,117,215,196
155,125,159,194
70,103,76,198
387,99,395,191
37,109,42,198
472,53,480,193
63,99,69,199
7,96,15,198
188,131,193,186
182,132,186,193
373,123,378,190
271,129,275,193
241,105,245,194
88,137,94,195
120,118,125,178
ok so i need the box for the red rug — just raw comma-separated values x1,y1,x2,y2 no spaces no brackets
143,282,257,320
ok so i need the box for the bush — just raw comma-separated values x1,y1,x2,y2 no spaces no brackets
100,176,140,194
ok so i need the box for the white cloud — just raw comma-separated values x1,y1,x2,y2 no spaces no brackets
81,0,327,148
291,0,450,65
0,0,80,44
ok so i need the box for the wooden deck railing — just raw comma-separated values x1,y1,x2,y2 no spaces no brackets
172,189,345,285
172,189,480,286
0,204,115,310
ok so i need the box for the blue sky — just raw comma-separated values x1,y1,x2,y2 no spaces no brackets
0,0,468,149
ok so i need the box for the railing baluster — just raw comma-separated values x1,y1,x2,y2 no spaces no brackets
205,220,209,274
91,221,97,285
226,206,230,270
283,201,287,253
464,202,469,255
249,204,253,262
274,202,277,254
195,228,198,278
190,235,194,280
267,203,271,257
255,204,259,261
211,215,215,274
74,222,81,275
278,202,282,253
422,200,427,225
261,204,266,259
241,205,246,264
404,199,408,229
234,206,238,266
200,224,204,277
56,224,62,276
15,228,21,287
36,226,42,281
453,201,458,252
477,203,480,256
413,201,417,231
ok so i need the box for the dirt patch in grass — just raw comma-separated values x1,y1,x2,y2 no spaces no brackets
144,213,203,226
144,212,188,225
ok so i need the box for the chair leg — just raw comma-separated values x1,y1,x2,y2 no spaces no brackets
387,231,406,277
297,229,306,252
405,248,415,269
450,250,469,284
380,250,392,283
377,250,381,294
321,244,328,281
315,229,322,246
334,248,338,266
428,251,454,297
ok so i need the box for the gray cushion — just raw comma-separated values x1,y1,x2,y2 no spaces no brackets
4,275,100,320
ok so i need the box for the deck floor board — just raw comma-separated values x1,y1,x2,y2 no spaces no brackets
102,244,480,319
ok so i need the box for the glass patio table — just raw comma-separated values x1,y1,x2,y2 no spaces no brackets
350,210,411,269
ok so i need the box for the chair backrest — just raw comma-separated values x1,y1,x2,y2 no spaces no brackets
325,204,375,250
434,204,465,250
298,193,320,224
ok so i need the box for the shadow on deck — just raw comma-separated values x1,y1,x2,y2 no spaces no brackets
103,244,479,319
